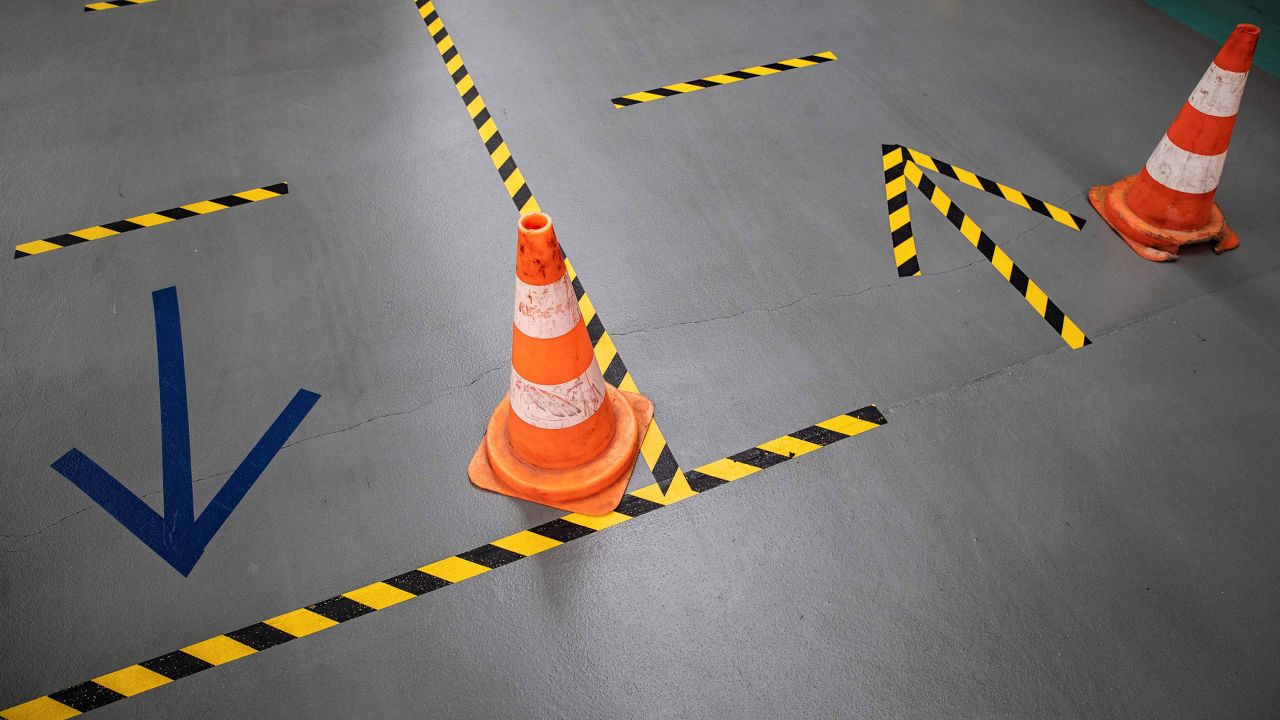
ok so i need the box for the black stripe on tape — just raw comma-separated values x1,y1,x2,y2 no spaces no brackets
307,596,376,623
382,570,451,596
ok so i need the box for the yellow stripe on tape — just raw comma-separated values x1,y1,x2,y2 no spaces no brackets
265,608,337,638
70,226,117,241
696,458,761,482
126,213,174,228
893,238,918,267
180,200,227,215
420,556,489,583
491,530,562,556
815,414,879,437
343,582,416,611
0,696,81,720
562,512,631,531
12,240,64,257
610,51,837,108
757,435,823,458
617,373,640,395
181,636,257,666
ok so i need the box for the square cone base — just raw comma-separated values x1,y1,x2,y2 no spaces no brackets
469,389,654,516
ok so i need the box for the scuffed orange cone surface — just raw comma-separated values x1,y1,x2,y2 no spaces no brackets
1089,24,1259,261
469,212,652,515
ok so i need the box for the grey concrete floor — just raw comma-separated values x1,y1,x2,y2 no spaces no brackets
2,0,1279,717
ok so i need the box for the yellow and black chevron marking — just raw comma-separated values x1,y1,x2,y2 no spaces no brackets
84,0,156,11
0,407,886,719
414,0,692,493
899,146,1087,231
882,145,1089,349
884,144,1086,278
417,0,538,215
13,183,288,259
611,51,837,108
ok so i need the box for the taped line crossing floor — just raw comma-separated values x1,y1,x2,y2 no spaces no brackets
610,51,837,108
84,0,156,12
418,0,539,216
12,183,288,259
882,145,1090,349
415,0,692,494
0,407,887,719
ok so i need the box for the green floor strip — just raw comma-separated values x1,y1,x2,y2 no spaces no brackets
1147,0,1276,76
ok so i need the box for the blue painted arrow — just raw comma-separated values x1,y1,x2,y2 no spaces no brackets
51,286,320,576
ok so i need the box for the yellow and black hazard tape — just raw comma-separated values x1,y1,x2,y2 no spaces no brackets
611,51,837,108
417,0,538,215
883,144,1086,278
414,0,692,494
898,146,1087,232
882,145,1089,349
84,0,156,11
13,183,288,259
564,257,689,493
0,407,886,719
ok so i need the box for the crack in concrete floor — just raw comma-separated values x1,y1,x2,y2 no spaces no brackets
0,364,507,544
5,259,1277,548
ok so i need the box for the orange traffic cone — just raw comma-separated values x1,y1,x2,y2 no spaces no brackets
469,212,653,515
1090,23,1260,261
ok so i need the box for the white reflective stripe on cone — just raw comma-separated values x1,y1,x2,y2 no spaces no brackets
1145,135,1227,195
513,274,581,339
1188,64,1249,117
509,364,607,430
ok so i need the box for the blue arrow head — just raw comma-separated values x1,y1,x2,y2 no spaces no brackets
50,449,204,576
191,389,321,550
51,390,320,576
48,283,321,577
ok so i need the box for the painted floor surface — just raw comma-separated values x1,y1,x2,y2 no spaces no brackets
2,0,1279,717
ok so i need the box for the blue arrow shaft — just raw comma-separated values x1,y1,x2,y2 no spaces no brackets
153,286,193,543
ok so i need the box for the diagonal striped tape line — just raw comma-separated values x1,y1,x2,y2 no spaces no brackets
0,407,887,719
882,146,1090,350
414,0,691,495
13,183,289,259
564,258,688,493
417,0,539,216
611,51,837,108
84,0,157,11
898,146,1087,231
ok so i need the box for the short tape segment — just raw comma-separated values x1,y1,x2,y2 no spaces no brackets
416,0,690,493
0,407,887,718
13,183,288,259
84,0,156,11
611,51,837,108
882,144,1090,350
